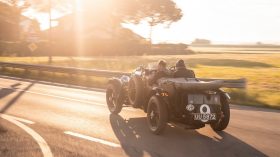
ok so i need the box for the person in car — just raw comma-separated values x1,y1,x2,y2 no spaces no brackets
172,59,196,115
173,59,195,78
149,60,170,85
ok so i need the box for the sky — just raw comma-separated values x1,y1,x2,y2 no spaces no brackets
124,0,280,44
24,0,280,44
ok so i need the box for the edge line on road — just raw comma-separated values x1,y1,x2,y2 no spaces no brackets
1,114,35,124
0,114,53,157
0,86,105,106
0,86,136,111
64,131,121,148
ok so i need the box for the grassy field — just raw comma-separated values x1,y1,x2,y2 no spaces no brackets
0,49,280,109
189,45,280,54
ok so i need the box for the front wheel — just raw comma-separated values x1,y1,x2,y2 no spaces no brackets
210,98,230,131
147,96,168,135
106,83,123,114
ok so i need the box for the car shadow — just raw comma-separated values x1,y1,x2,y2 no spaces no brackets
110,114,267,157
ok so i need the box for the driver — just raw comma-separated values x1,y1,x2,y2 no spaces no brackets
149,60,170,85
173,59,195,78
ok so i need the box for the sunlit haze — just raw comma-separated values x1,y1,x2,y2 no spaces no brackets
1,0,280,156
24,0,280,44
124,0,280,44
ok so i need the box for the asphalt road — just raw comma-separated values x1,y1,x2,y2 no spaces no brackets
0,75,279,157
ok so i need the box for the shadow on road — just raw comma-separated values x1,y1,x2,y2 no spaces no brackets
0,83,21,100
0,82,34,113
0,82,35,135
110,114,267,157
0,83,22,133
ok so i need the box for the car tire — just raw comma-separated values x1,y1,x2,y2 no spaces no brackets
210,97,230,131
147,96,168,135
106,83,123,114
128,75,144,108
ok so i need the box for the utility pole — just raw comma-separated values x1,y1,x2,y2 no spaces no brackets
149,24,153,44
148,19,154,54
48,0,52,64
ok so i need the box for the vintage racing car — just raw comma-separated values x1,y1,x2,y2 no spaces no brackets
106,65,239,134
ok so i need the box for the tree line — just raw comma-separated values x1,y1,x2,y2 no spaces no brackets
0,0,190,56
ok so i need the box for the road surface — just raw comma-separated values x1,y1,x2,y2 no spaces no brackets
0,75,279,157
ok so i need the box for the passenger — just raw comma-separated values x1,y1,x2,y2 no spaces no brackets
149,60,170,85
172,60,195,115
173,59,195,78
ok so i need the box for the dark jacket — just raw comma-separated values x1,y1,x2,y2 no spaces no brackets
149,70,169,85
173,68,195,78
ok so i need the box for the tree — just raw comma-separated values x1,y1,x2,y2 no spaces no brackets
0,1,30,41
29,0,74,63
41,0,183,54
191,39,211,45
4,0,183,38
35,0,182,43
1,0,30,10
119,0,183,43
8,0,182,56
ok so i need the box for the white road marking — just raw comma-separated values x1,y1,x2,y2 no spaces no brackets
1,114,35,124
0,86,135,111
64,131,121,148
0,114,53,157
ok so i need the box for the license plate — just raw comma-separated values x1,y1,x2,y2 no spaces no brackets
193,113,216,121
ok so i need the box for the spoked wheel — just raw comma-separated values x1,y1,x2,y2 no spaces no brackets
128,76,144,108
128,80,136,103
148,104,160,130
147,96,168,135
210,96,230,131
106,83,123,114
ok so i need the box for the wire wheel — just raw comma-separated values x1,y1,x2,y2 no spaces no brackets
148,103,160,130
147,96,168,135
127,76,144,108
128,80,136,103
106,83,123,114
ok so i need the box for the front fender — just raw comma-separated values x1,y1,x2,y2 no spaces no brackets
108,78,123,96
218,89,231,101
143,87,169,113
108,77,122,86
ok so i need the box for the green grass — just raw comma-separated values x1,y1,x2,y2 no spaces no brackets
0,52,280,109
189,46,280,54
0,67,108,89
